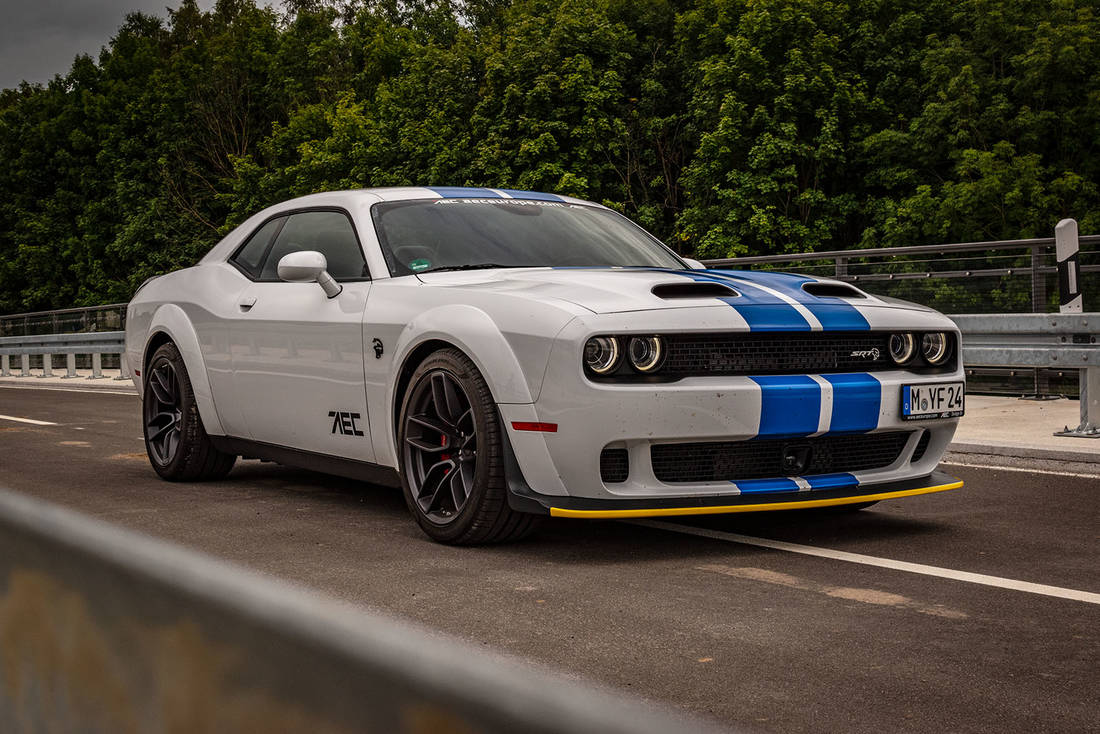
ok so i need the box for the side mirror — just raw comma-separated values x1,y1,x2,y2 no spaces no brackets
277,250,342,298
683,257,706,270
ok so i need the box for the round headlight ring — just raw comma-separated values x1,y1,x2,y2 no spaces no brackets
584,336,621,375
628,336,664,372
921,332,949,364
889,332,916,364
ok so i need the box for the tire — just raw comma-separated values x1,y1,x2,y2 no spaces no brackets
397,348,542,544
143,342,236,481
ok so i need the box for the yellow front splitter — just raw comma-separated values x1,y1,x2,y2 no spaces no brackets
548,478,964,519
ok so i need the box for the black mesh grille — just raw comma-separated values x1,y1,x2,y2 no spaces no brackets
651,432,912,483
660,332,894,377
600,448,629,483
911,430,932,462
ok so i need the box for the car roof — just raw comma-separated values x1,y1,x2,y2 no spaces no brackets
288,186,596,206
199,187,603,266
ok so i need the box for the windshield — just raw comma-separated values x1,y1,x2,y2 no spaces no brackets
371,198,686,276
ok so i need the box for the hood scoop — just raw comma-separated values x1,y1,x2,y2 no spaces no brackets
651,282,740,299
802,282,866,299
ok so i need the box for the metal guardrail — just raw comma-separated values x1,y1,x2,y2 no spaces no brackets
0,331,127,380
949,313,1100,436
0,486,719,733
0,302,127,337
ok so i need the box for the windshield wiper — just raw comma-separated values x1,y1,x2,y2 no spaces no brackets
417,263,527,274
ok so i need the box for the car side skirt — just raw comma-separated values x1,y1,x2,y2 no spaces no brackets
209,436,401,488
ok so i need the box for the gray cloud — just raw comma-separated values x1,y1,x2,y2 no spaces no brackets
0,0,222,90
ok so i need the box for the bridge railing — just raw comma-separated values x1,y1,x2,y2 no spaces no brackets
0,486,719,733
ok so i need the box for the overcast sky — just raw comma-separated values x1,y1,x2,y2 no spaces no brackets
0,0,227,90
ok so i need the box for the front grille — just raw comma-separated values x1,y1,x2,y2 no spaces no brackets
651,431,912,483
661,332,894,377
600,448,629,483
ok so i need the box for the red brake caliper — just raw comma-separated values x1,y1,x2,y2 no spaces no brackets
441,434,451,473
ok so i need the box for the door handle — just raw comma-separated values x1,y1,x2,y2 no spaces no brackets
239,296,257,311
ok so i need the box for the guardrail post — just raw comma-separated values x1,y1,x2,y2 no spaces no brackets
1,355,9,376
20,354,30,377
1056,366,1100,438
38,353,54,378
114,356,130,381
88,352,108,379
62,353,78,378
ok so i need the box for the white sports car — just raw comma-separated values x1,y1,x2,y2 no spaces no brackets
125,187,964,544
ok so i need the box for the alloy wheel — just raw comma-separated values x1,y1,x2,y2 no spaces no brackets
144,360,183,465
403,370,477,524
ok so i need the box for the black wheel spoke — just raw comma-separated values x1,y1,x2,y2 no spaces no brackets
417,459,453,513
406,436,445,453
408,413,450,435
448,467,468,510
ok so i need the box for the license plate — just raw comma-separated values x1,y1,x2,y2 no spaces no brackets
901,382,965,420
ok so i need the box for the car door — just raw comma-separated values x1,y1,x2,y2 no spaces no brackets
228,209,375,462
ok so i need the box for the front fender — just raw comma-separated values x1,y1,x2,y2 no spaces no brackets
146,304,225,436
379,305,566,467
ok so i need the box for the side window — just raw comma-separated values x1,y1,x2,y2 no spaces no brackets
230,217,285,278
259,211,368,281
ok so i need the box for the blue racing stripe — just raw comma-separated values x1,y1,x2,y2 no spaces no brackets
750,375,821,438
704,270,871,331
733,477,801,494
803,473,859,490
426,186,502,198
676,270,812,331
823,373,882,433
497,189,564,201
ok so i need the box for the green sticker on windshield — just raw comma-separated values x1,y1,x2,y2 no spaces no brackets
409,258,431,271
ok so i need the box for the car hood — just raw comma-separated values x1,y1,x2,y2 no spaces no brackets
413,267,924,316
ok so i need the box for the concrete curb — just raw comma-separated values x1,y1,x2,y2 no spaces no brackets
947,441,1100,465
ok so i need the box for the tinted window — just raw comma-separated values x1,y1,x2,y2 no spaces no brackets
259,211,368,281
231,216,284,277
371,199,685,276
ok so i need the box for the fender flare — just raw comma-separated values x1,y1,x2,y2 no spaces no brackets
145,304,225,436
381,305,534,465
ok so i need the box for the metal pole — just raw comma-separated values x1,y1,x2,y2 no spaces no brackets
63,353,78,378
88,352,107,379
20,354,30,377
114,355,131,381
1056,218,1082,312
38,353,53,378
0,355,9,377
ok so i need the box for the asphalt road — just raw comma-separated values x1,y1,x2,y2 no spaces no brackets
1,385,1098,733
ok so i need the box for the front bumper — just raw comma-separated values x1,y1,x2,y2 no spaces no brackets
497,308,964,505
506,468,962,518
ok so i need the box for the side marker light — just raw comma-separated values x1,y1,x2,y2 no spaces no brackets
511,421,558,433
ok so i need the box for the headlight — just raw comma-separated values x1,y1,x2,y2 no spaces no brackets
889,332,916,364
921,332,949,364
628,336,664,372
584,336,621,375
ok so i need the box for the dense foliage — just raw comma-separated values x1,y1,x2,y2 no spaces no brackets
2,0,1099,311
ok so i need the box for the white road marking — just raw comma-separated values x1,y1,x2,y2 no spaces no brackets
942,461,1100,479
630,519,1100,605
0,414,57,426
0,385,135,396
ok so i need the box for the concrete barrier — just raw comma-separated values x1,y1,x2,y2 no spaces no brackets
0,487,721,733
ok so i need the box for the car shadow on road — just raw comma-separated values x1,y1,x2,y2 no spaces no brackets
216,460,949,563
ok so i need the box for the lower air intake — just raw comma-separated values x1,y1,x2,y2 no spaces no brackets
651,432,913,483
600,448,629,483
